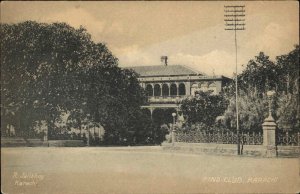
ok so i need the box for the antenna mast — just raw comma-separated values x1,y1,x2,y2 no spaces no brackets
224,5,245,155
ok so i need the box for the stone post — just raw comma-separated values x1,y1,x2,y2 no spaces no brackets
172,113,177,146
43,127,48,141
262,115,277,157
262,91,277,157
87,128,90,147
172,128,176,146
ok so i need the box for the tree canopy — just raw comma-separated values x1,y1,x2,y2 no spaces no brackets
180,91,228,126
1,21,154,144
180,45,299,133
222,45,299,132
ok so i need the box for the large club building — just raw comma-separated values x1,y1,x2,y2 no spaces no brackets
128,57,231,119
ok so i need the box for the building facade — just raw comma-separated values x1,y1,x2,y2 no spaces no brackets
128,61,231,119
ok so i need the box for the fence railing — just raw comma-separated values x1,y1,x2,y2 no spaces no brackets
277,132,300,146
1,131,44,139
176,130,300,146
241,132,263,145
176,130,263,145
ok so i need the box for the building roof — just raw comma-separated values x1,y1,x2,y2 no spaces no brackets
128,65,205,77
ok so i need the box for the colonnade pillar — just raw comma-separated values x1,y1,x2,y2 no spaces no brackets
151,84,154,96
150,108,154,120
160,83,162,96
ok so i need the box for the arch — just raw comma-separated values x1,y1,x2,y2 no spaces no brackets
145,84,153,96
179,83,186,95
162,84,169,96
154,84,161,96
170,83,177,96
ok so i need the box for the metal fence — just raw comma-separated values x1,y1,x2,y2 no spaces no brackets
1,130,44,139
176,130,300,146
176,130,263,145
277,132,300,146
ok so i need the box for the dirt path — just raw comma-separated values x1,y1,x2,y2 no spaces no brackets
1,147,299,193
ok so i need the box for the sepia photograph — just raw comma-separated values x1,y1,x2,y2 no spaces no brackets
1,1,299,193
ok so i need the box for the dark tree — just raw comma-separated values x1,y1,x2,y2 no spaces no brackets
180,91,228,126
1,21,156,144
222,45,299,133
238,52,279,96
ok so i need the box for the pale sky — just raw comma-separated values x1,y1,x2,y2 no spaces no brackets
1,1,299,77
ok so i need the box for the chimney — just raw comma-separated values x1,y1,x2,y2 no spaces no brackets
161,56,168,66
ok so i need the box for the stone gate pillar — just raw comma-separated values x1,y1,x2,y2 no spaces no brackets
262,91,277,157
262,115,277,157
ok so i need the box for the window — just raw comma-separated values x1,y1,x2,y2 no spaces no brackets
179,83,186,95
162,84,169,96
170,84,177,96
146,84,153,96
154,84,161,96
